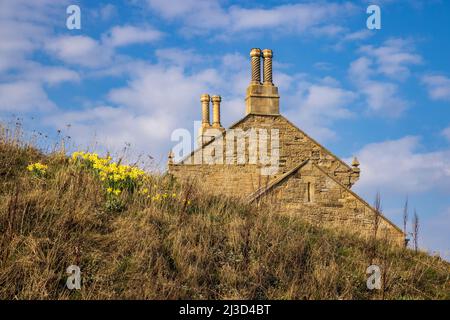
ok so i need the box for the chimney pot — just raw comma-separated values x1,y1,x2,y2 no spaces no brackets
211,95,222,128
262,49,273,85
200,93,211,127
249,48,262,84
262,48,273,58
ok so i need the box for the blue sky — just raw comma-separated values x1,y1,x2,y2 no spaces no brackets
0,0,449,259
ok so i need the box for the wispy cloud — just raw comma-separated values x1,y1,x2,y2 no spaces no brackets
0,81,56,112
0,0,67,73
348,38,422,117
332,29,373,50
351,136,450,194
45,35,113,68
285,76,356,141
442,126,450,142
45,24,163,68
42,51,247,159
422,75,450,102
103,25,164,47
145,0,357,38
359,38,422,80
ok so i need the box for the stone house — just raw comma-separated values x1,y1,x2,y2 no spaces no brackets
168,48,405,246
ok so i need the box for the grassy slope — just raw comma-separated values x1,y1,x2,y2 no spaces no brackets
0,136,449,300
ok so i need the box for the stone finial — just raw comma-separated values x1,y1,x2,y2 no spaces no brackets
250,48,262,84
349,156,360,186
168,150,174,165
200,94,211,127
262,49,273,85
211,95,222,128
352,157,360,168
352,157,360,176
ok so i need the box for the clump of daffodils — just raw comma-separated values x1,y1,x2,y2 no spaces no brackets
71,151,146,196
27,162,48,177
70,151,193,210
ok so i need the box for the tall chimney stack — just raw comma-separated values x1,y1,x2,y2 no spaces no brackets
198,93,224,147
250,48,262,84
200,93,210,127
262,49,273,85
245,48,279,115
211,95,222,128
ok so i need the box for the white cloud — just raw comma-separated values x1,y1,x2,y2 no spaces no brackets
359,38,422,80
442,126,450,141
44,105,174,161
42,52,245,159
332,29,373,51
422,75,450,101
0,0,65,73
35,66,80,86
99,4,118,21
229,3,354,33
350,136,450,195
107,65,218,112
348,56,372,82
145,0,357,37
343,29,372,42
45,35,113,68
348,40,415,117
0,0,80,116
45,25,164,68
145,0,218,20
359,81,407,116
103,25,163,47
13,61,80,86
0,81,55,112
155,48,206,68
285,79,356,141
313,62,334,71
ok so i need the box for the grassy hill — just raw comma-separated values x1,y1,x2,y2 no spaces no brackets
0,127,449,300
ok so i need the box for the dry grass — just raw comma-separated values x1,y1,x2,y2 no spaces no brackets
0,125,449,300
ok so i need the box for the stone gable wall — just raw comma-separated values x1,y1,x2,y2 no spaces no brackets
256,161,404,245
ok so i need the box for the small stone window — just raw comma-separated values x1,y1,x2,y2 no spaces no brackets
306,182,314,203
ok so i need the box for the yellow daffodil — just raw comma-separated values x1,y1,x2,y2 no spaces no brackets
27,162,48,175
70,151,148,198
